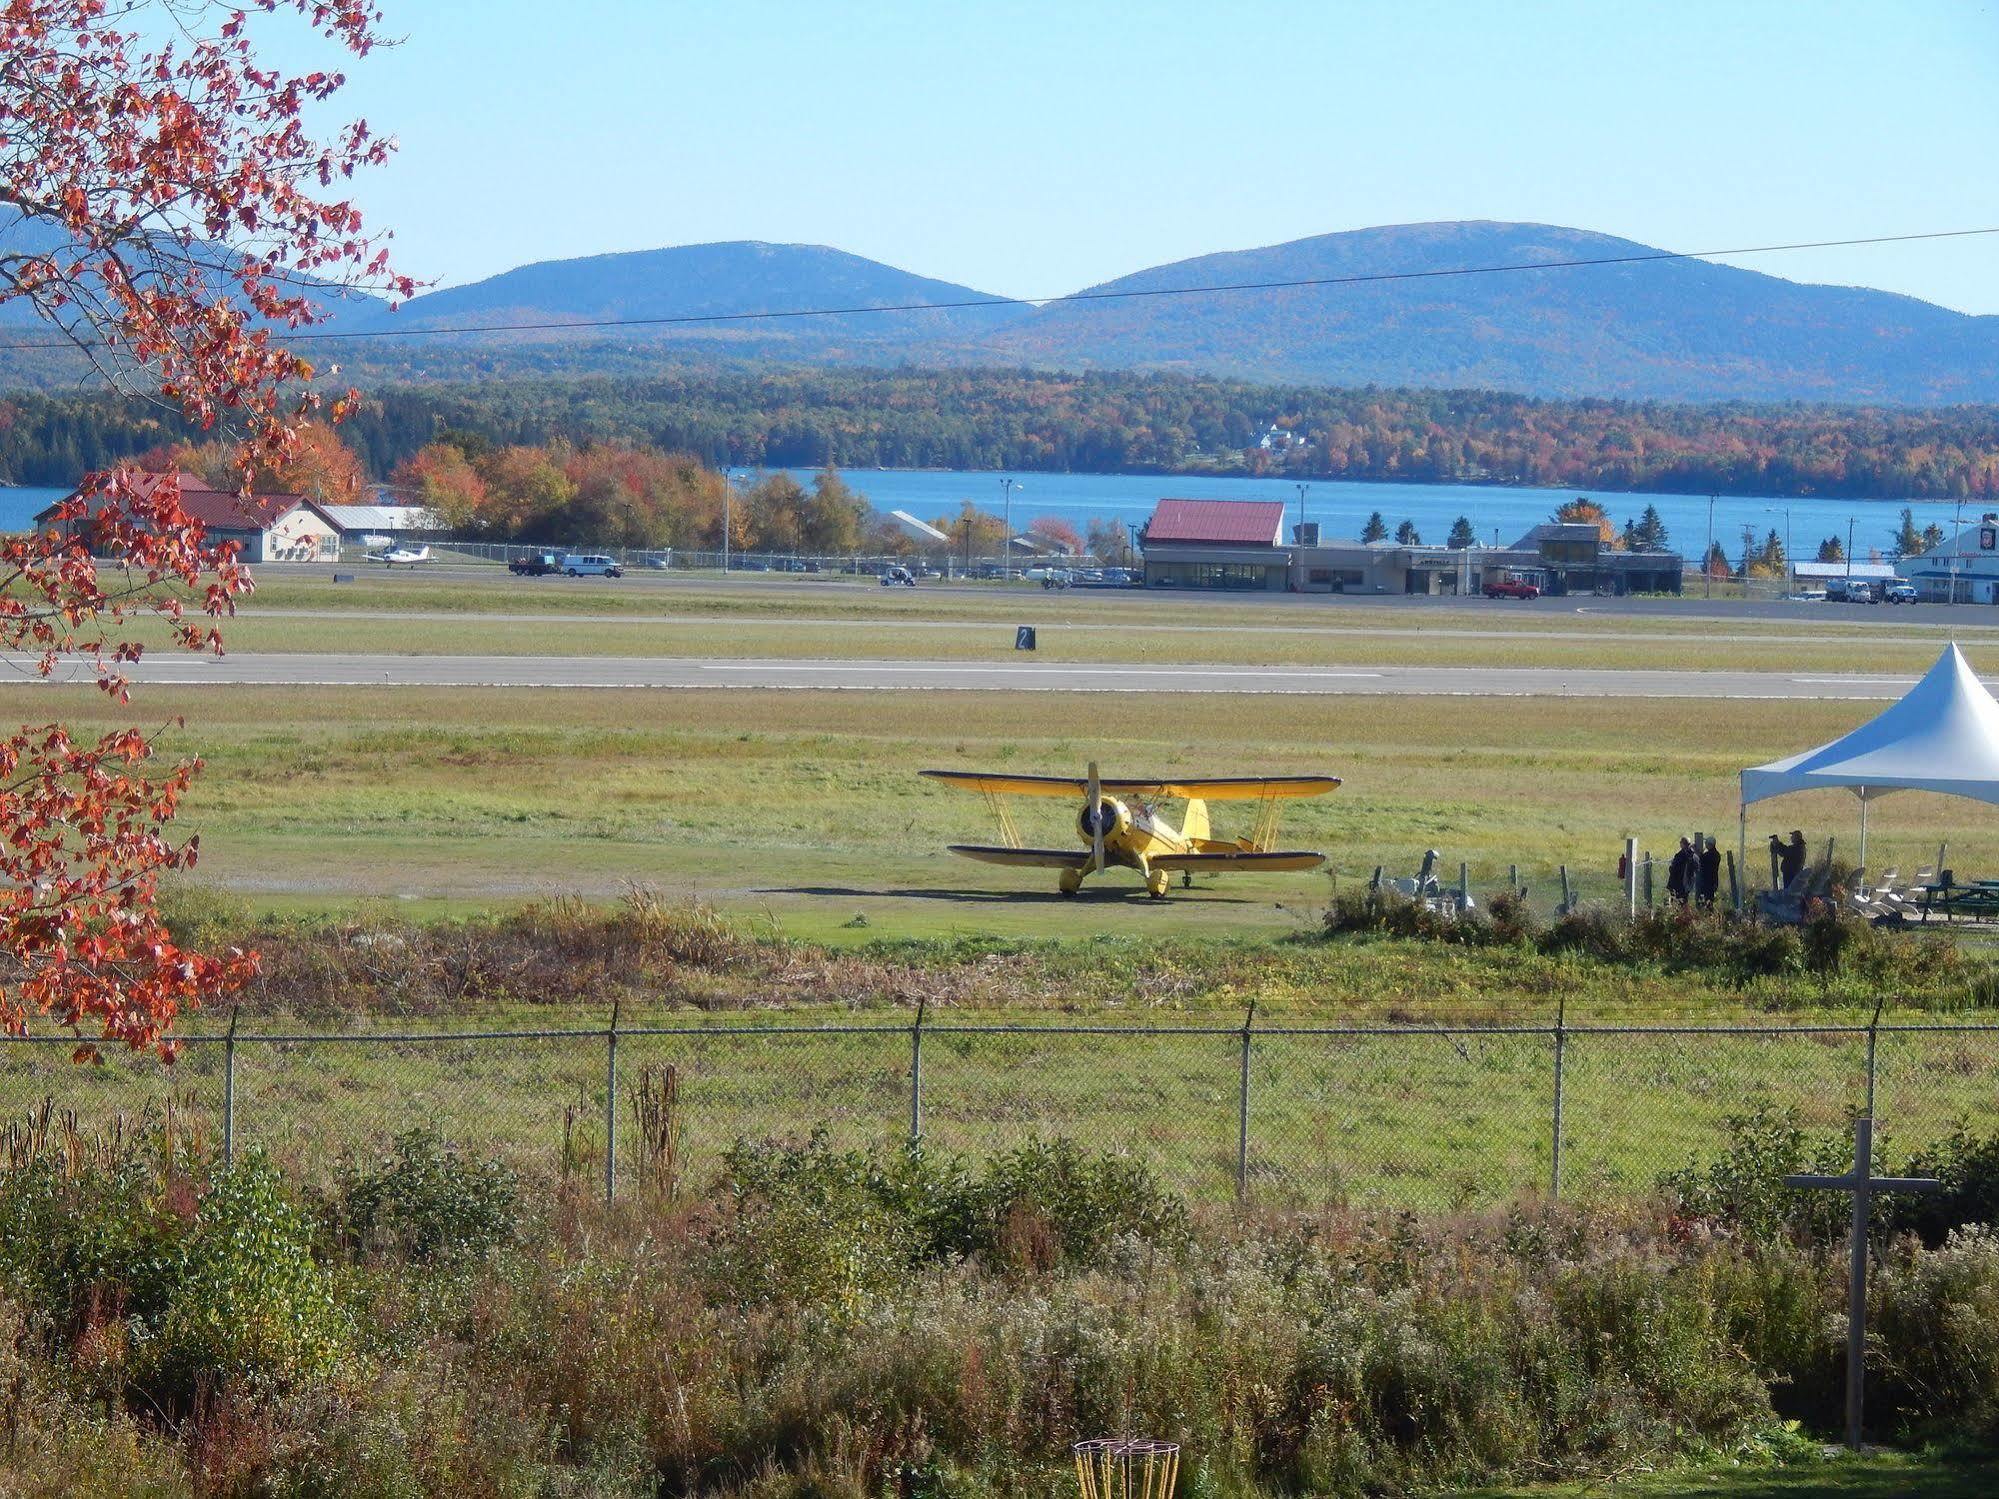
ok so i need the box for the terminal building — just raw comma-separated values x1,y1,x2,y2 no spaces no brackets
1137,498,1683,596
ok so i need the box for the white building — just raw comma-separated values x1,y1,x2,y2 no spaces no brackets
1893,514,1999,602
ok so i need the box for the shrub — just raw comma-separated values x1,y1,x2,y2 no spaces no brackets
140,1153,346,1404
1660,1105,1854,1243
331,1128,521,1263
963,1137,1190,1271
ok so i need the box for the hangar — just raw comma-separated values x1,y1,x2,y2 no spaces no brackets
39,471,343,562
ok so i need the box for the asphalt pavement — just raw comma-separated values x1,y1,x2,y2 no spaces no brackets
0,652,1937,699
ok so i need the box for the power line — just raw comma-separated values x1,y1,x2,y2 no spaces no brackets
0,225,1993,352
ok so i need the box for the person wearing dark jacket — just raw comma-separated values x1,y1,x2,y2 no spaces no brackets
1667,837,1697,905
1781,830,1808,886
1696,835,1722,908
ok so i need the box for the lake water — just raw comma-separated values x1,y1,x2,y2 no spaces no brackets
2,473,1978,559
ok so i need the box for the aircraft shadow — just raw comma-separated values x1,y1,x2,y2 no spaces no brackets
761,885,1264,906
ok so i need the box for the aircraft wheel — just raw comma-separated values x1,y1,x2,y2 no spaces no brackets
1146,870,1171,900
1058,869,1084,896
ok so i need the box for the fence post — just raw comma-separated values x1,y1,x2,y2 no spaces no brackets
1558,864,1572,913
604,998,620,1204
1551,996,1568,1200
909,997,926,1144
222,1005,239,1169
1643,850,1654,908
1624,836,1638,919
1865,995,1886,1119
1236,1001,1255,1201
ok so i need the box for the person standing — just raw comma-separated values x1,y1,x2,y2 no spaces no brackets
1781,830,1808,887
1696,834,1722,909
1668,836,1696,905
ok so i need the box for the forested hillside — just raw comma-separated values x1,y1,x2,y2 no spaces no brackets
8,366,1999,501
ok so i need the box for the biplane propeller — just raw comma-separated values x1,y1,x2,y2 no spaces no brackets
920,761,1341,898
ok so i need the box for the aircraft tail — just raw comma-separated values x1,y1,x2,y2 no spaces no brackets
1181,797,1210,845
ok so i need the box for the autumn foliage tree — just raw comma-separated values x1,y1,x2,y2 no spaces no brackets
0,0,408,1053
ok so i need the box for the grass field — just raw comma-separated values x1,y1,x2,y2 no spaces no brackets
110,571,1999,675
14,680,1988,941
1476,1447,1999,1497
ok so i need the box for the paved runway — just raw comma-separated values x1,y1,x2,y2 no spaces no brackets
0,652,1939,700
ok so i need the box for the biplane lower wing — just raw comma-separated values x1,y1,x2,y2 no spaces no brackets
922,771,1340,801
947,844,1092,870
1147,851,1327,872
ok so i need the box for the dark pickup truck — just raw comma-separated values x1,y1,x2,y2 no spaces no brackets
509,553,562,576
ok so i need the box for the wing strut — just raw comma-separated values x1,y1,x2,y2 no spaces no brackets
1251,788,1283,853
981,786,1022,850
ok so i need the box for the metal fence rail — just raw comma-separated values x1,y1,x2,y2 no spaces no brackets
4,1013,1994,1208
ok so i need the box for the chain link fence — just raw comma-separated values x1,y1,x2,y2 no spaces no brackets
5,1014,1995,1210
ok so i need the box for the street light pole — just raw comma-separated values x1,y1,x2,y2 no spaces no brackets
1294,482,1309,540
1846,516,1856,595
1953,500,1965,603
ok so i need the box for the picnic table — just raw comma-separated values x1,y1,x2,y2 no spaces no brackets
1917,880,1999,923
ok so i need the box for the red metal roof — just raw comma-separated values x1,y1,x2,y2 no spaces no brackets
40,470,314,532
1143,498,1286,547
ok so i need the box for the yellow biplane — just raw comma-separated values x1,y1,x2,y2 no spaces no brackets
920,761,1341,898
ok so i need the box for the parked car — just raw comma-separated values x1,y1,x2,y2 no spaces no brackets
509,552,563,576
1883,580,1919,604
562,553,623,577
1844,580,1879,604
880,566,916,587
1482,575,1541,600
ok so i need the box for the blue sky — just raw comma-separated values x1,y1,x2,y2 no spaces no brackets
309,0,1999,311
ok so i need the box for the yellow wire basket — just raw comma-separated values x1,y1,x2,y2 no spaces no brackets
1073,1438,1180,1499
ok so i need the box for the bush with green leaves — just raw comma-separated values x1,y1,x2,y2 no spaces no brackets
0,1136,343,1411
706,1132,1189,1306
331,1127,520,1262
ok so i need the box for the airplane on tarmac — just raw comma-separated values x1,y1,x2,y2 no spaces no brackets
366,543,432,568
920,761,1340,898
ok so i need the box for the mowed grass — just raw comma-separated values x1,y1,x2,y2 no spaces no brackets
124,569,1999,674
13,682,1994,941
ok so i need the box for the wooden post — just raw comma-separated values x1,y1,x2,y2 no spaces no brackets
1643,850,1654,908
1623,837,1637,919
1725,851,1739,913
1558,864,1572,914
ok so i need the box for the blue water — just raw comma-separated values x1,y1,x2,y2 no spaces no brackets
4,472,1975,559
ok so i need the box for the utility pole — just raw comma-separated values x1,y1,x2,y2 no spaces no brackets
1953,500,1965,603
721,468,733,574
1704,494,1717,599
1847,516,1857,595
999,477,1021,578
1294,481,1309,539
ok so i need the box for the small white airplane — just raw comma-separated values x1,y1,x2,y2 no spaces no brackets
367,544,432,568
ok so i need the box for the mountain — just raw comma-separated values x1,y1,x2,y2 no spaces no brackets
342,241,1027,352
960,221,1999,404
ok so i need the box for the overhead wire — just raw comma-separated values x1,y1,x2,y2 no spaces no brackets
0,225,1992,352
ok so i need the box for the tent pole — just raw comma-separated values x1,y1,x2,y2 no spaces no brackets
1736,801,1747,914
1859,791,1869,884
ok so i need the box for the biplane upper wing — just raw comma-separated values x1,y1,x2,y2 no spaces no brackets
947,845,1092,870
922,771,1341,801
1111,776,1341,802
1147,850,1327,872
921,771,1098,798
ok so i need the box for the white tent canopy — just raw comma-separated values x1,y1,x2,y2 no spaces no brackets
1738,643,1999,885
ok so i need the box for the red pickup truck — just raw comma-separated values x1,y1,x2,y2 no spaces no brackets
1482,575,1541,600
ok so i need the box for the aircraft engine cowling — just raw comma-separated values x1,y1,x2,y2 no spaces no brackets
1078,797,1129,844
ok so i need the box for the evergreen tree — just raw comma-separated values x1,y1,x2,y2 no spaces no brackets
1892,507,1924,557
1394,519,1421,545
1631,503,1668,550
1921,522,1947,552
1703,541,1731,577
1817,535,1846,563
1361,510,1387,543
1446,515,1476,548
